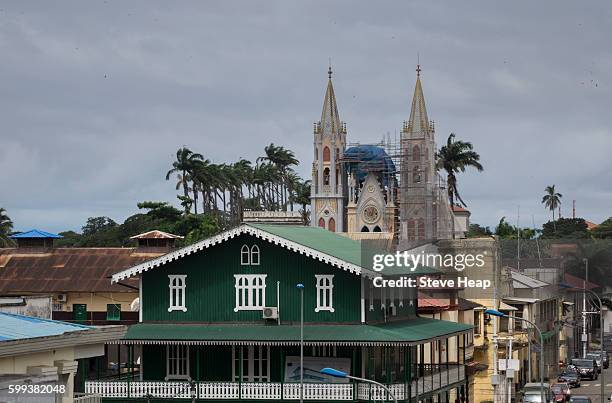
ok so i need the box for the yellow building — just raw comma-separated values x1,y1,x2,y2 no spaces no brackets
0,312,124,402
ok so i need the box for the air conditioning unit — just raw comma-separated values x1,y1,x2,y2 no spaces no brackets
56,294,67,303
262,307,278,320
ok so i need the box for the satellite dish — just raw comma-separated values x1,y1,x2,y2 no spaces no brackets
130,298,140,312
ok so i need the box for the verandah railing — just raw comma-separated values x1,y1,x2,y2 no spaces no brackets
85,364,465,400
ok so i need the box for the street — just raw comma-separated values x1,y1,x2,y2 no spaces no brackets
567,366,612,403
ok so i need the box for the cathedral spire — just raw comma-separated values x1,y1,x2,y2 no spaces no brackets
406,65,429,137
320,66,342,136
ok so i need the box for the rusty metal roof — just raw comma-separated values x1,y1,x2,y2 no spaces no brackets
0,248,165,294
130,230,183,239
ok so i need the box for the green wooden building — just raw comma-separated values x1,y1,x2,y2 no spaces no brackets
85,224,472,402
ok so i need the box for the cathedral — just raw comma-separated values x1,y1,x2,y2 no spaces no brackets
310,65,460,243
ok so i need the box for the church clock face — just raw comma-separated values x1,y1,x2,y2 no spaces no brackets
362,205,380,224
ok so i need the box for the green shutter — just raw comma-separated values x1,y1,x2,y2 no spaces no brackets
106,304,121,321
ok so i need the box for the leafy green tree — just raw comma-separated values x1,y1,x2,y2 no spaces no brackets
465,223,492,238
541,185,562,232
55,231,83,247
494,217,537,239
563,240,612,287
591,218,612,239
82,216,117,236
0,208,14,247
541,218,589,239
436,133,483,208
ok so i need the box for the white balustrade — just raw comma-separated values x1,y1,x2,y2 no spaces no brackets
84,366,465,401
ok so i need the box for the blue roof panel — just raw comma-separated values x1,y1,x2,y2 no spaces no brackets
0,312,90,341
10,229,63,239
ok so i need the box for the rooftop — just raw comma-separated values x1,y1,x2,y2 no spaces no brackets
9,229,62,239
130,230,183,239
0,312,90,341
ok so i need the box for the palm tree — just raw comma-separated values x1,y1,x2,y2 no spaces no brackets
436,133,483,208
0,208,14,247
165,147,204,215
542,185,562,232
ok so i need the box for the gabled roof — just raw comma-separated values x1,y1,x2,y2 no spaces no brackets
0,312,90,341
130,230,183,239
10,229,62,239
111,224,439,283
510,270,548,289
564,273,599,290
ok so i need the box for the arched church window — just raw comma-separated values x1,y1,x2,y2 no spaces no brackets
373,226,382,232
328,217,336,232
323,147,330,162
412,145,420,161
323,168,330,185
413,166,421,183
407,219,415,241
318,218,325,228
417,218,425,239
361,226,370,233
315,148,319,160
425,147,429,160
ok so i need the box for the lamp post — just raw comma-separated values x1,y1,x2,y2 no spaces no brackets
559,282,604,403
296,283,304,403
486,309,544,403
320,367,398,403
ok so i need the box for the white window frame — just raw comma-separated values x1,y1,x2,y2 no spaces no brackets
166,344,190,380
232,345,270,382
234,274,267,312
168,275,187,312
240,244,250,265
250,245,260,265
315,275,335,313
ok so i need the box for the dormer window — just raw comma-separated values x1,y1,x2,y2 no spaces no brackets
168,275,187,312
241,244,260,266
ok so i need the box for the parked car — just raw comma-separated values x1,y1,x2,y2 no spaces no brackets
585,352,603,372
586,351,609,370
551,383,571,402
558,368,581,388
522,383,554,403
568,396,591,403
570,358,598,380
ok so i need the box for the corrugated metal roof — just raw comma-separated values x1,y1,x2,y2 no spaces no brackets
0,312,90,341
510,270,548,289
121,317,472,345
130,230,183,239
10,229,62,239
0,248,165,293
503,297,539,304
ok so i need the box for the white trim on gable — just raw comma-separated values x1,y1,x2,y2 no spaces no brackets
112,225,372,283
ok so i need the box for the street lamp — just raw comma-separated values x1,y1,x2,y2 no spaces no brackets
559,282,604,403
486,309,545,403
296,283,304,403
320,367,398,403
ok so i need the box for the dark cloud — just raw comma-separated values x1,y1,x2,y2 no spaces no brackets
1,1,611,232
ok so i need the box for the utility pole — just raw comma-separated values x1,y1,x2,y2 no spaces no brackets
507,337,513,403
582,259,588,358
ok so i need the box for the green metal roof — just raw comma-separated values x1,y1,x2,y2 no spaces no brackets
248,224,364,267
121,317,471,346
248,224,439,276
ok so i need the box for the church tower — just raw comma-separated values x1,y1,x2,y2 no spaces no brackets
311,67,347,232
400,66,438,241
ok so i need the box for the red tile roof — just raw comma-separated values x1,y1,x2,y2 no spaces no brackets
585,220,599,230
451,205,470,214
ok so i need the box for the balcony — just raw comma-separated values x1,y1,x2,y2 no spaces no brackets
85,365,465,400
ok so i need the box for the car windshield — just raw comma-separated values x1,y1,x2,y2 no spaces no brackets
551,386,564,393
572,359,594,367
586,353,601,359
570,399,590,403
561,370,577,376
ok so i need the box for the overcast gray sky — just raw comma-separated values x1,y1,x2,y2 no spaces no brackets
1,1,611,234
